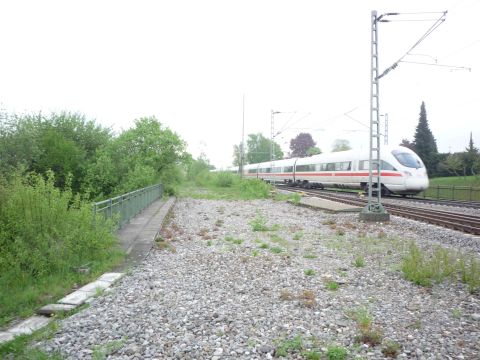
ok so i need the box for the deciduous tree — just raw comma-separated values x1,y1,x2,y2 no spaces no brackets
331,139,352,152
289,133,316,157
246,133,283,164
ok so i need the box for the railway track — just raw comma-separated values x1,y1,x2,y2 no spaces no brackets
291,186,480,209
280,186,480,235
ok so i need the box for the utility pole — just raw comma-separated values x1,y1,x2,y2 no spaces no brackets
240,94,245,178
359,10,390,222
270,110,281,162
384,113,388,145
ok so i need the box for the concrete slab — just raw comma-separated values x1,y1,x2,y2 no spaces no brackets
58,289,93,306
97,272,124,284
115,197,176,271
0,331,15,344
77,280,110,293
8,316,52,335
298,197,362,213
36,303,77,316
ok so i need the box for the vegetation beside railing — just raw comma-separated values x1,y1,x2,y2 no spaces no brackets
0,172,123,328
93,184,163,229
419,185,480,201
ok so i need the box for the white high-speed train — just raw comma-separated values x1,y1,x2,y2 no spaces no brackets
225,145,429,195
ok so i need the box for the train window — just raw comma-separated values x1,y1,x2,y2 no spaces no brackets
319,163,327,171
326,163,335,171
283,166,293,173
392,151,424,168
271,167,281,173
296,164,315,172
381,161,396,171
336,161,351,171
248,169,257,174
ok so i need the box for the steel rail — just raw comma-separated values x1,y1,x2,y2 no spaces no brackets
282,187,480,235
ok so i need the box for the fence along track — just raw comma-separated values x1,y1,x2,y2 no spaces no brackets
285,188,480,235
93,184,164,229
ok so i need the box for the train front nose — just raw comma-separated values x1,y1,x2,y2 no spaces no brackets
404,169,429,192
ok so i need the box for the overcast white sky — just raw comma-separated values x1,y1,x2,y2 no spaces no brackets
1,0,479,168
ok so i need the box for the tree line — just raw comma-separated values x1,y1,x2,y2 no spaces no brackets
0,111,204,199
232,133,352,166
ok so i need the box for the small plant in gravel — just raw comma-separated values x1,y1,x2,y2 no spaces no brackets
303,253,317,259
458,255,480,293
270,246,284,254
259,242,269,249
250,212,269,231
401,243,456,287
280,289,295,301
353,255,365,268
155,236,176,252
325,345,348,360
452,308,462,319
349,306,383,347
298,290,316,308
325,281,339,291
322,219,336,226
270,233,288,246
214,219,224,227
252,250,259,257
293,231,304,240
304,269,316,276
336,228,345,236
274,334,303,357
301,350,321,359
92,339,125,360
224,235,242,244
381,340,402,358
206,240,212,246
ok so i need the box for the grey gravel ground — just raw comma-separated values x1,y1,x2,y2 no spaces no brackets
39,198,480,359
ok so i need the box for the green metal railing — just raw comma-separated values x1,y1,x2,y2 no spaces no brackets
93,184,163,229
419,185,480,201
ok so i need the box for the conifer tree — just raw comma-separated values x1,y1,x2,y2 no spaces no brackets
413,102,439,175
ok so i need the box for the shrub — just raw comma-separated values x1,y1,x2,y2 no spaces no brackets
215,171,236,188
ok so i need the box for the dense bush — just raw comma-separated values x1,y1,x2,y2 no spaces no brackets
0,172,121,326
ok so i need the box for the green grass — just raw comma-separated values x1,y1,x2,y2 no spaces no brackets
250,212,270,231
270,246,284,254
258,242,269,249
224,235,243,245
420,175,480,201
275,335,303,357
179,173,273,200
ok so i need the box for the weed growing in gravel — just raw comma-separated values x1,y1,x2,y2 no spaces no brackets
270,233,288,246
270,246,284,254
336,228,345,236
322,219,336,226
259,242,269,249
304,269,316,276
92,339,125,360
250,212,270,231
325,281,339,291
252,250,259,257
458,255,480,293
224,235,243,244
303,253,317,259
206,240,212,246
353,255,365,268
293,231,304,240
155,236,176,252
274,335,303,357
279,289,295,301
325,345,348,360
401,243,456,287
214,219,224,227
381,340,402,358
301,350,321,360
298,290,316,308
348,306,383,347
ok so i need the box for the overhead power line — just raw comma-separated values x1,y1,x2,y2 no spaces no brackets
377,11,448,80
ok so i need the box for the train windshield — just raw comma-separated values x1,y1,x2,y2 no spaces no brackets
392,150,424,168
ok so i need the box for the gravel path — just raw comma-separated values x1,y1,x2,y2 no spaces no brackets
39,198,480,359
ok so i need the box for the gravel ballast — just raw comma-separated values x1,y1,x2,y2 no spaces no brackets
39,198,480,359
